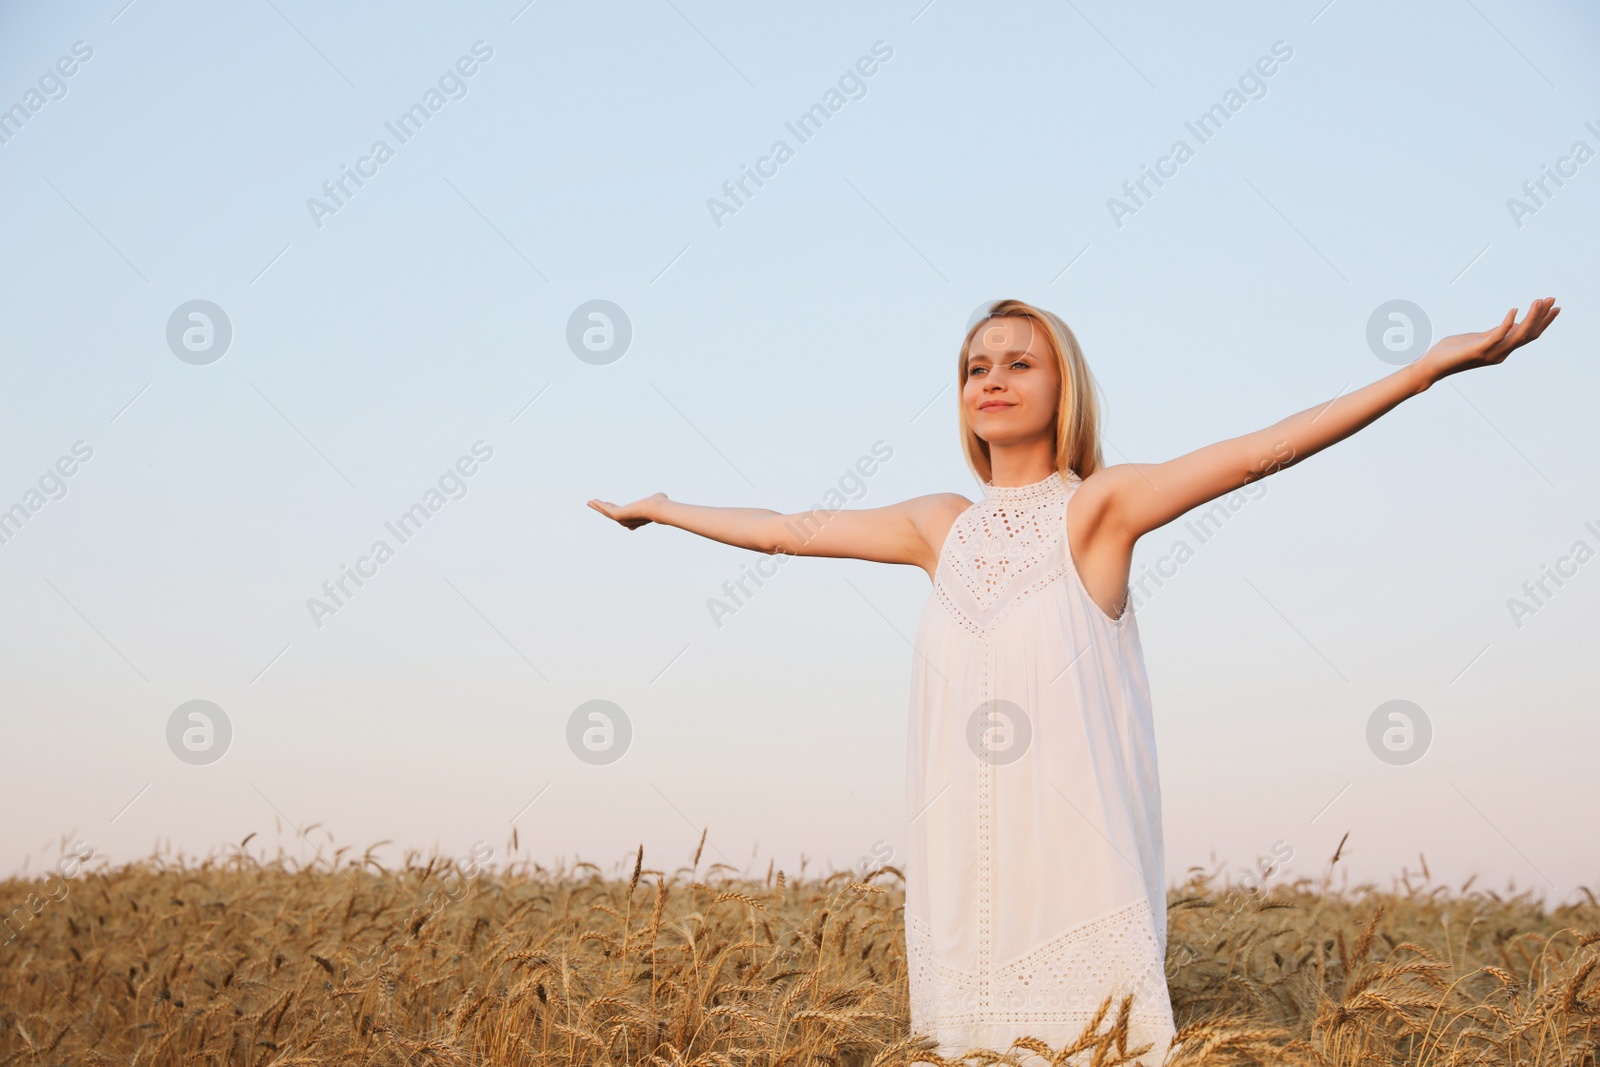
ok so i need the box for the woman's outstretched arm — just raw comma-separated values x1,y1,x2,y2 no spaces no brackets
586,490,967,571
1081,297,1562,544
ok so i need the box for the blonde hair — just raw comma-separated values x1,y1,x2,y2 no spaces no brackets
958,298,1105,483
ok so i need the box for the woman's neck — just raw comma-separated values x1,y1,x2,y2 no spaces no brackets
986,446,1058,488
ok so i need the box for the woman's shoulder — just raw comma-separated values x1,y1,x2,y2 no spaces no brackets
894,491,975,524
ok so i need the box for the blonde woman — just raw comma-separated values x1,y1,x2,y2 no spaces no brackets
589,295,1559,1064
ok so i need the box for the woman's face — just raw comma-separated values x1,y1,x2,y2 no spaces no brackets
963,315,1060,446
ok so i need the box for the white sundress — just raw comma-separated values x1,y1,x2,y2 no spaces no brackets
904,469,1176,1065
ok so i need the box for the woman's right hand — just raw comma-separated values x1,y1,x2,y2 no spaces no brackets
587,493,666,530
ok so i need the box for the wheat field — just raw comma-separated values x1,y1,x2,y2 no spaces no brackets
2,830,1596,1066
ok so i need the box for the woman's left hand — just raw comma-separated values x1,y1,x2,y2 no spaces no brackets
1417,296,1561,384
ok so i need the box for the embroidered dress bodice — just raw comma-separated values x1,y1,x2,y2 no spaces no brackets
904,469,1175,1065
933,469,1096,634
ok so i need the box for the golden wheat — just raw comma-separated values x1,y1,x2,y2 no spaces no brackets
1,831,1595,1066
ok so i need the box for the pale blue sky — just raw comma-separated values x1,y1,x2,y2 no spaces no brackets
2,0,1597,901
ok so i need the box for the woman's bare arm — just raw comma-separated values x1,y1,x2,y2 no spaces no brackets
1078,297,1562,545
587,491,969,572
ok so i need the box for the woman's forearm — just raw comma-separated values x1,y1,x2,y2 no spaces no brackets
1239,356,1436,478
1247,297,1559,477
649,498,783,553
1105,358,1437,538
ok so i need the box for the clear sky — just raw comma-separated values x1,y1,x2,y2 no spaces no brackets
2,0,1597,903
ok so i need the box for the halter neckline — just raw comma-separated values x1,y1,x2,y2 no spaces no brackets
981,469,1074,503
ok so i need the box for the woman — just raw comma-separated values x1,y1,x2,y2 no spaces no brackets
589,295,1560,1064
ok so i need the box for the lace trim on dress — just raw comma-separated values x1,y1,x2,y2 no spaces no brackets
933,560,1069,639
906,897,1172,1029
982,468,1080,503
